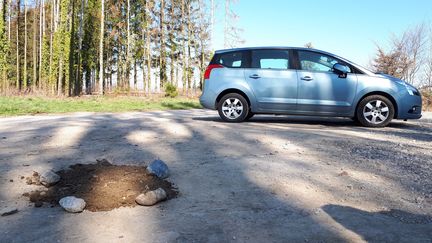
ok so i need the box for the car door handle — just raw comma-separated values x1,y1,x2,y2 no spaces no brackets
249,74,261,79
301,76,313,81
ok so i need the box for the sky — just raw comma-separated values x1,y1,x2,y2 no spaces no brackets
211,0,432,67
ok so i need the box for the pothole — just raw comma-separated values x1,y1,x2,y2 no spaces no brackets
23,160,178,212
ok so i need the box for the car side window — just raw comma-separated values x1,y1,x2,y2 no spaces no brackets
251,50,290,69
216,51,244,68
298,51,351,73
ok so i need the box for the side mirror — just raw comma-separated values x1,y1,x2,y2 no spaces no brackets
333,63,349,78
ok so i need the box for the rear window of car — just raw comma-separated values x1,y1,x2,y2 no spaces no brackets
212,51,246,68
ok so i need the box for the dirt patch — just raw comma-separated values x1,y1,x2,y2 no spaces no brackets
24,160,178,212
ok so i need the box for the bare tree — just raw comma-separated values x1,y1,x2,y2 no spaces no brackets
224,0,243,48
304,42,313,48
372,23,427,85
396,24,426,83
423,28,432,91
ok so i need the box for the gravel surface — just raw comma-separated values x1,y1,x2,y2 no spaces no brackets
0,110,431,242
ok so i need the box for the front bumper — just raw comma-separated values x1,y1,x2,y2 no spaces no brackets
396,92,422,120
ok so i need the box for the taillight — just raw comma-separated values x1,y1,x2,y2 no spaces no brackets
204,64,223,79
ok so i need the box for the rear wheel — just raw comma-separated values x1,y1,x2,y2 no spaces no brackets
356,95,394,127
218,93,249,122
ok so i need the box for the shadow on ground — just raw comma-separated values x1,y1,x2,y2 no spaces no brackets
322,204,432,242
0,110,431,242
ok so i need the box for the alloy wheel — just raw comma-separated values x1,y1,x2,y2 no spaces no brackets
221,98,244,120
362,100,390,125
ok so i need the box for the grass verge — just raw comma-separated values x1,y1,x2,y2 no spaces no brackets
0,96,202,116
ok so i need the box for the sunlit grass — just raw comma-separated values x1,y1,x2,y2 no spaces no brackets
0,96,202,116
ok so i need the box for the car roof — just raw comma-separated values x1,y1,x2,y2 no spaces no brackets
214,46,346,63
215,46,321,54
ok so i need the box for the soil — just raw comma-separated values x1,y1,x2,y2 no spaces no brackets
24,159,178,212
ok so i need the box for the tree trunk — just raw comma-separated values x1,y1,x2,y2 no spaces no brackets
145,0,151,95
76,0,84,95
8,0,11,42
99,0,104,95
186,3,191,96
57,57,63,96
49,0,53,93
38,0,44,89
169,0,174,85
133,59,137,90
68,0,75,96
16,0,20,90
181,0,186,95
125,0,130,89
159,0,165,89
1,0,6,92
23,0,27,89
32,0,37,90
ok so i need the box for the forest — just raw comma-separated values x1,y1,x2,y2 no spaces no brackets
0,0,242,96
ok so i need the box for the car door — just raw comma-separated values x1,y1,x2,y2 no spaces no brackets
295,50,358,115
244,49,298,112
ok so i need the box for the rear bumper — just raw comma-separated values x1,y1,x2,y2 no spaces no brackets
199,89,217,110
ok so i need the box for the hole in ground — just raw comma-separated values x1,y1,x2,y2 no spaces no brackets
24,160,178,212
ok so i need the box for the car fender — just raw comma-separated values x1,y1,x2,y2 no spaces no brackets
352,84,401,117
213,82,258,111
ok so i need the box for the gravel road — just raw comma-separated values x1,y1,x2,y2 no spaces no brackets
1,110,431,242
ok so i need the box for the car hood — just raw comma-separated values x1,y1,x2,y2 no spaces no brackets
376,73,419,90
375,73,405,83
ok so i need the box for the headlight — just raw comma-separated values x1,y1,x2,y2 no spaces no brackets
405,84,420,96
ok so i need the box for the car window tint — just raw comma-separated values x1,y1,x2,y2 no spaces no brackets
217,52,243,68
298,51,351,73
251,50,290,69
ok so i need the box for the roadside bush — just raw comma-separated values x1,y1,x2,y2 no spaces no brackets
421,89,432,111
164,83,178,98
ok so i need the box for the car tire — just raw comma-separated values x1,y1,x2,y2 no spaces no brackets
218,93,249,123
245,112,255,120
356,95,395,127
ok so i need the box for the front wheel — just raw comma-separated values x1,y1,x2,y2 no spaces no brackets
356,95,395,127
218,93,249,123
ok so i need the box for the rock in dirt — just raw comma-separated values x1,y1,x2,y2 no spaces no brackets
147,160,169,179
136,188,167,206
26,171,41,185
1,207,18,216
40,170,60,187
59,196,86,213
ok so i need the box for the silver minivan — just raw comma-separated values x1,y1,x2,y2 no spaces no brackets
200,47,422,127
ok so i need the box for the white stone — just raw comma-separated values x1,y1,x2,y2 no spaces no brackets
59,196,86,213
135,188,167,206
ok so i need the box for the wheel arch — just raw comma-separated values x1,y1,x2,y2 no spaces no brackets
215,89,252,108
355,91,398,118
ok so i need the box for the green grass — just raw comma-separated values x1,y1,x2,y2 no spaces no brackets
0,96,202,116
